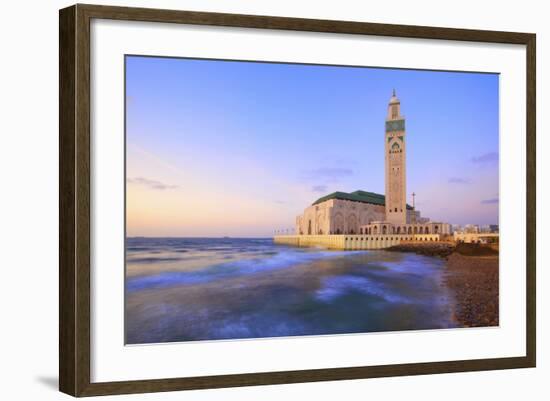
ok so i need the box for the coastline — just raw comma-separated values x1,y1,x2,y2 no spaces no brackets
444,252,499,327
387,242,499,327
386,241,455,258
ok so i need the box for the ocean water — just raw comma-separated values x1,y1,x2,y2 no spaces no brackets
125,237,455,344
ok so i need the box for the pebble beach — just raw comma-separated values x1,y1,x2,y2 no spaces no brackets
389,242,499,327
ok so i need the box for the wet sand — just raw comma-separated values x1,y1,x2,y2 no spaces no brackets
388,242,499,327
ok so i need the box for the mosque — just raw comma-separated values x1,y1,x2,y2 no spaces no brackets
293,90,451,239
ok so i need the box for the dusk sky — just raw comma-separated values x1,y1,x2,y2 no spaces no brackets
126,56,499,237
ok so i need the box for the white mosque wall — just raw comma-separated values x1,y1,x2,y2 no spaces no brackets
295,199,385,236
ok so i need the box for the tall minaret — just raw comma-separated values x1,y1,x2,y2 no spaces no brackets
384,89,407,225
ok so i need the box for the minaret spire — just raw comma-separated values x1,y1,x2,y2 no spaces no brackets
385,89,406,225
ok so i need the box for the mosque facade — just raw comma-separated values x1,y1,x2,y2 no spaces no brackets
294,91,451,238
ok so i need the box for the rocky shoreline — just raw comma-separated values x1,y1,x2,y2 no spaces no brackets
388,242,499,327
387,242,455,258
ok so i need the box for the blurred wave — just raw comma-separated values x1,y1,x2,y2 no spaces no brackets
125,237,455,344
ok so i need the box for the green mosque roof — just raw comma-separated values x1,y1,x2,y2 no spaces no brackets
312,190,413,210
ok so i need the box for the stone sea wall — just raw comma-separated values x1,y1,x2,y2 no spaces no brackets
273,234,440,250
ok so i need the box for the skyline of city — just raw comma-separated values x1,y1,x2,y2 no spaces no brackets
126,55,499,237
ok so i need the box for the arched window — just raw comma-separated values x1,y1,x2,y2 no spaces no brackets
308,220,312,235
425,227,430,234
333,213,344,235
382,226,387,235
346,214,358,235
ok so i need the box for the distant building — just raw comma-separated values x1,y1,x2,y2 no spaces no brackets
451,225,461,234
452,223,499,243
464,224,480,233
480,225,493,233
454,232,499,244
294,91,450,237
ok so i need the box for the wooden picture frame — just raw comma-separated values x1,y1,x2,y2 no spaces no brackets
59,3,536,397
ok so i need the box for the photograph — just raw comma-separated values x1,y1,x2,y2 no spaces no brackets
124,55,500,345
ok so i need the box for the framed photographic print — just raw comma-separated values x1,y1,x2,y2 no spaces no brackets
59,4,536,397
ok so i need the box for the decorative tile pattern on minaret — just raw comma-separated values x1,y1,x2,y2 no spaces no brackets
384,89,407,225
